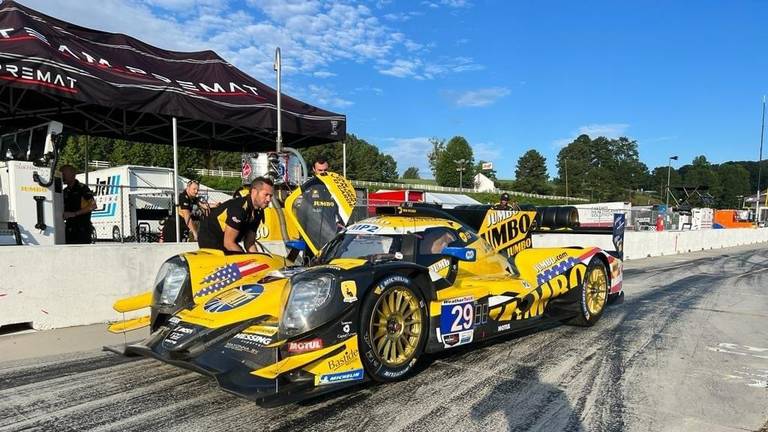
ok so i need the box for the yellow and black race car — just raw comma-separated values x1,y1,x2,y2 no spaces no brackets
108,175,625,407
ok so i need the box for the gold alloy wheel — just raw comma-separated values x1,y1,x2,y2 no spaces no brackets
370,286,423,368
585,265,608,316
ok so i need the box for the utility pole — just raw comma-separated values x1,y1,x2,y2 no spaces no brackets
564,159,569,204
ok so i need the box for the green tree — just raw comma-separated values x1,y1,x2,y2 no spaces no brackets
555,134,649,201
434,136,474,188
679,155,721,206
300,133,398,181
648,166,682,201
402,166,420,180
716,163,751,208
514,150,549,194
427,137,446,178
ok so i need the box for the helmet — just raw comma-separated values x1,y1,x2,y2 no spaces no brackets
500,193,510,201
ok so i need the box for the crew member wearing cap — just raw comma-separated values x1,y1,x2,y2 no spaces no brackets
493,193,512,210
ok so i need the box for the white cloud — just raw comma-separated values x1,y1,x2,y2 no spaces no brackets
381,137,435,177
441,0,472,7
378,57,483,80
447,87,511,107
313,71,337,78
304,84,354,109
474,141,501,162
552,123,631,148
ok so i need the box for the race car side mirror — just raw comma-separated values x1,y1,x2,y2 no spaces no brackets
441,246,476,262
285,239,308,252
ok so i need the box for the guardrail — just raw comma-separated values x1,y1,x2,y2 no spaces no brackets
193,168,241,178
350,180,587,202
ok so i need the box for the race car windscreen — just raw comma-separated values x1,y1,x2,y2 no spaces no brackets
291,182,342,252
321,234,400,261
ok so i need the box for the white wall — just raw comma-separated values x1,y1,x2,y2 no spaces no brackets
533,228,768,260
2,228,768,331
0,243,196,330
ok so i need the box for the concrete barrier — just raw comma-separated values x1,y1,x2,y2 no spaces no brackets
1,228,767,331
533,228,768,260
0,243,196,330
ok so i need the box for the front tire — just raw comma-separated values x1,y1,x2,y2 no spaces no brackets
359,276,428,382
569,259,609,326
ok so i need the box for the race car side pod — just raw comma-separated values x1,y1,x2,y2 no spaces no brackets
533,213,626,261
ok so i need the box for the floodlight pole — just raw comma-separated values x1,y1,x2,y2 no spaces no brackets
172,116,180,243
665,155,678,208
274,47,283,153
454,159,467,190
756,96,765,226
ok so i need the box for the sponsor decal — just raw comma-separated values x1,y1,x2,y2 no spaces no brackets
497,323,511,332
341,280,358,303
478,211,534,253
317,369,364,385
203,284,264,313
196,261,269,298
327,349,359,371
168,316,181,325
287,338,324,354
337,320,353,339
347,223,380,233
439,297,476,348
162,325,195,347
536,256,579,286
313,200,335,208
379,275,410,287
534,252,569,273
233,333,272,345
428,258,451,273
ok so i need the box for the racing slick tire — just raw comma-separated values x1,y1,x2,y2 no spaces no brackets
569,258,609,327
359,275,428,383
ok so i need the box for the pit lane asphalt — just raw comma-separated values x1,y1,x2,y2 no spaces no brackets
1,244,767,432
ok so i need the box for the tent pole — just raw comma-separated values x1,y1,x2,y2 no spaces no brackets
84,135,89,186
172,117,180,243
274,47,283,153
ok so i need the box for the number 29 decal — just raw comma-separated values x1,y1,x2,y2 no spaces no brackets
440,297,475,335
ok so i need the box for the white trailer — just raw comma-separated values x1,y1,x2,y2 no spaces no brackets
79,165,230,241
0,122,65,245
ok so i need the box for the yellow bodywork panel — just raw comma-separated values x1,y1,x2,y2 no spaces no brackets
107,315,150,333
113,291,152,313
250,338,358,379
177,278,289,329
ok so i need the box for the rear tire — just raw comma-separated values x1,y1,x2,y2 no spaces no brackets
359,276,428,382
569,258,609,326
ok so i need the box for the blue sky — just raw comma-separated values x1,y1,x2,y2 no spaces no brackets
21,0,768,179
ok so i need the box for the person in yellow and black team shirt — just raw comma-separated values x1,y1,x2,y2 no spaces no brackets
197,177,274,253
60,164,97,244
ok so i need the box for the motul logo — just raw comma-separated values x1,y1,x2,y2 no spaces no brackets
287,338,323,353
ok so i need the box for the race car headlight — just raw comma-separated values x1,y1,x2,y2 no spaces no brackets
279,272,334,338
153,256,189,307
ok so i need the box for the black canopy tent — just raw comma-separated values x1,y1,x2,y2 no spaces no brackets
0,0,346,242
0,0,346,150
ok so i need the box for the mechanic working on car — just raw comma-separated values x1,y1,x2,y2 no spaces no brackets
178,180,210,241
60,164,97,244
196,176,274,253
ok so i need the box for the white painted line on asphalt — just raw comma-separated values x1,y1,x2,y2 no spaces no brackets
706,343,768,359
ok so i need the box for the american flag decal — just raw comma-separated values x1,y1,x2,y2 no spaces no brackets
195,261,269,298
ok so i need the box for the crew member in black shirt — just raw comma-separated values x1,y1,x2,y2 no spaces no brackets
60,164,96,244
197,177,273,253
492,193,512,210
